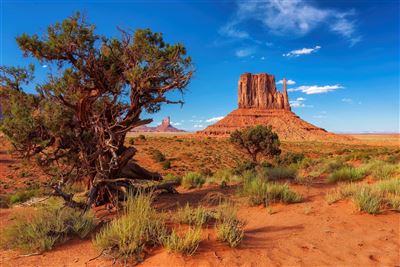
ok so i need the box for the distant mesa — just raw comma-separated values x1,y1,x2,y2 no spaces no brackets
132,116,185,133
199,72,350,142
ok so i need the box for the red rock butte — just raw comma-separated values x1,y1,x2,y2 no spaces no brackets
198,72,350,142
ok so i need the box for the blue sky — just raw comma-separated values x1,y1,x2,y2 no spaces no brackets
1,0,399,133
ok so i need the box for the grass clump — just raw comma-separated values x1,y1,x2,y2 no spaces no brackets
162,227,202,255
163,173,181,184
325,179,400,214
275,152,305,166
215,202,244,248
161,159,171,170
182,172,205,189
327,166,366,183
94,192,165,262
363,160,399,180
151,149,166,162
265,166,297,180
176,203,209,226
1,204,95,253
241,174,302,206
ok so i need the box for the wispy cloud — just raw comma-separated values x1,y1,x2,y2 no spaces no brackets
235,47,255,57
289,97,313,108
205,116,224,123
171,122,182,126
42,64,48,68
313,114,328,119
341,98,353,103
283,46,321,57
193,124,204,128
260,56,266,60
277,79,296,85
220,0,360,46
288,84,343,94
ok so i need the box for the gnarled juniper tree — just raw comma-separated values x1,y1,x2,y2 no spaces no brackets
0,13,193,209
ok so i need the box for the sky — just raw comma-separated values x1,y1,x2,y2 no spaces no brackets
1,0,399,133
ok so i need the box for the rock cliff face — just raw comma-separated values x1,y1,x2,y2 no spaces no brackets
238,73,290,110
198,72,351,142
131,116,185,133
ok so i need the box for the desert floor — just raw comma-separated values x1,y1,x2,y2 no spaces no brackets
0,134,399,267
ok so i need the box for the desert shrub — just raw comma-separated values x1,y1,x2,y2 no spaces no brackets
137,134,146,141
182,172,205,189
162,227,202,255
266,183,302,204
161,160,171,170
200,167,213,177
176,203,209,226
163,173,181,184
201,192,230,206
363,161,399,180
7,188,43,205
128,138,135,145
265,166,297,180
1,205,95,253
242,177,269,206
233,160,257,175
94,192,165,262
152,149,166,162
275,152,305,166
353,187,381,214
214,202,244,247
327,166,366,183
230,125,281,163
325,179,400,213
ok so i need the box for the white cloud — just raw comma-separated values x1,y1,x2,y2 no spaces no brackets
193,124,204,128
42,65,48,68
205,116,224,123
290,97,312,108
288,84,343,94
221,0,360,46
260,56,266,60
235,47,254,57
341,98,353,103
283,45,321,57
219,21,249,39
265,42,273,47
189,119,203,123
171,122,182,126
277,79,296,85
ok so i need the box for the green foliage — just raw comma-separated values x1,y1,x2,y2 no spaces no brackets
8,189,40,205
325,179,400,213
163,173,181,184
264,166,297,180
233,160,257,174
161,159,171,170
176,203,209,226
182,172,205,189
275,152,305,166
215,202,244,248
162,227,202,255
266,183,303,204
230,125,281,163
327,166,366,183
363,160,399,180
353,187,381,214
128,138,135,145
94,192,165,262
138,134,146,141
1,204,95,253
152,149,166,162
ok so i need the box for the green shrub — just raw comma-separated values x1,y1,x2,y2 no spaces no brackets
161,160,171,170
265,166,297,180
242,177,269,206
176,203,209,226
1,204,95,253
215,202,244,248
354,187,381,214
233,160,257,174
275,152,305,166
327,167,366,183
94,192,165,262
371,163,399,180
8,189,41,205
163,173,181,184
216,219,244,248
182,172,205,189
128,138,135,145
152,149,166,162
138,134,146,141
267,183,303,204
162,227,202,255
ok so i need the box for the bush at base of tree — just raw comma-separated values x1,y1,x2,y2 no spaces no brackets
1,204,96,253
182,172,205,189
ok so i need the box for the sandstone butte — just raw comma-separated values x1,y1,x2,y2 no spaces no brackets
198,72,351,142
131,116,185,133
